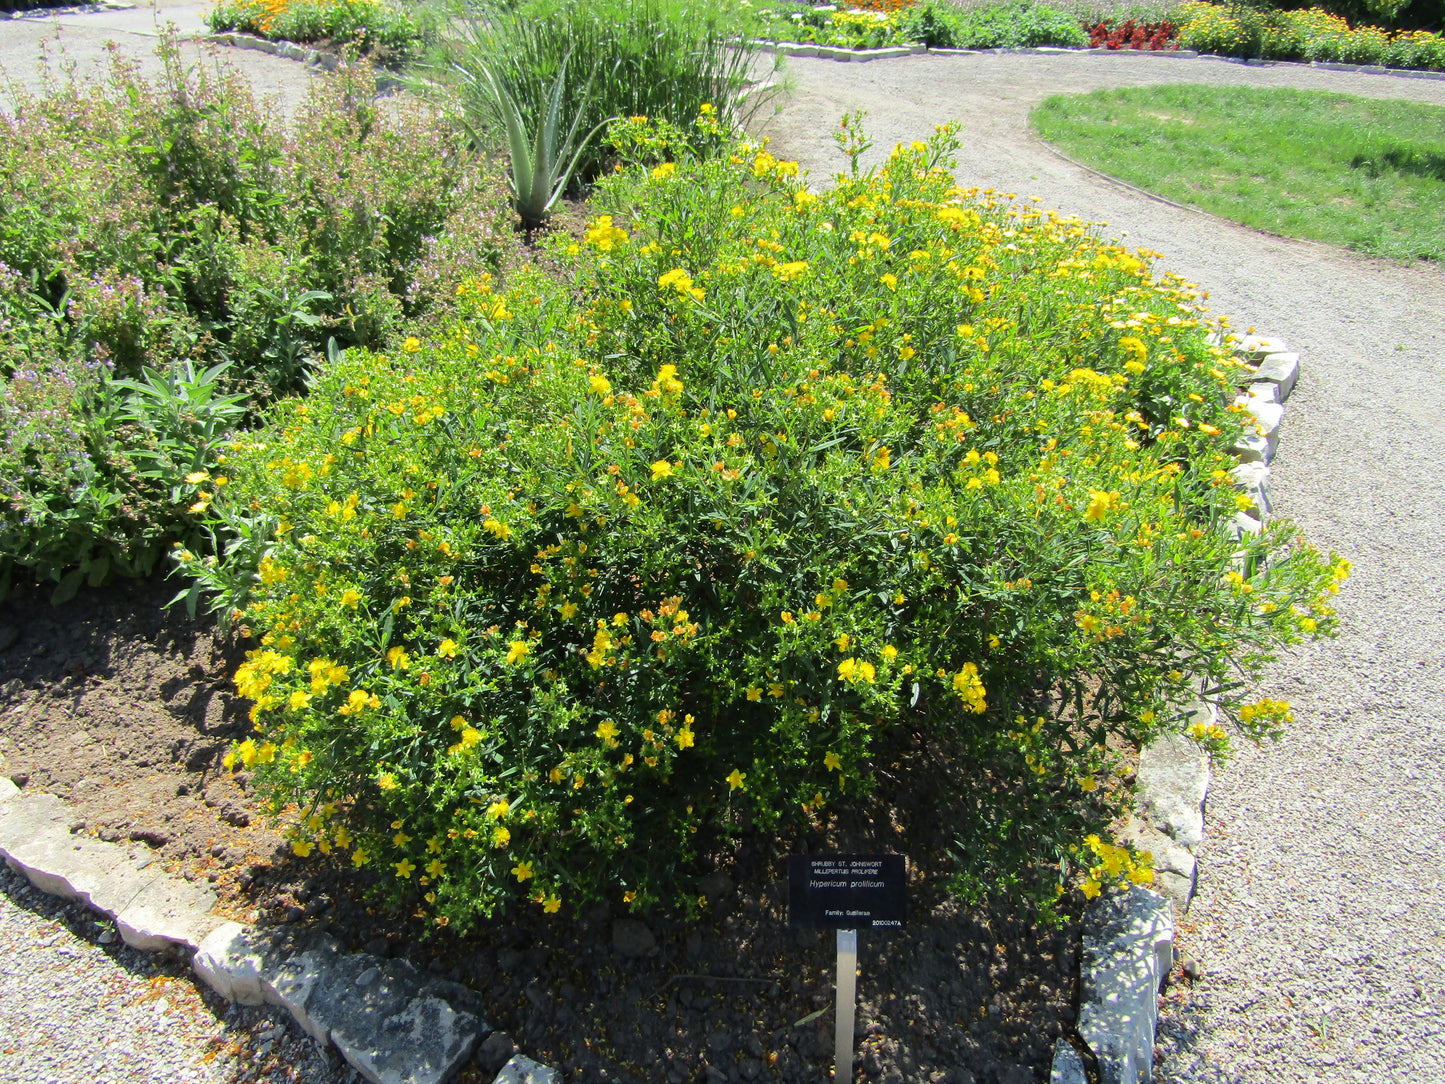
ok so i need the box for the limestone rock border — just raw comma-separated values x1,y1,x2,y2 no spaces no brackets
0,777,520,1084
1053,330,1301,1082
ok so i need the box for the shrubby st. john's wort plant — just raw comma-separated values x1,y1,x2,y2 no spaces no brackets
182,117,1346,929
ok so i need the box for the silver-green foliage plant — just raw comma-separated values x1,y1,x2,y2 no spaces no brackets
452,54,610,229
427,0,776,186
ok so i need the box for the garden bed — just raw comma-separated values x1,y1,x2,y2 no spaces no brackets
0,572,1078,1083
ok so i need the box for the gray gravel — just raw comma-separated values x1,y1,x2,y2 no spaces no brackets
0,862,353,1083
3,15,1444,1081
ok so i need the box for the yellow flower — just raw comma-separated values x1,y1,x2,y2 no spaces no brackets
426,858,446,878
780,611,794,625
745,686,762,701
386,646,409,670
506,640,530,665
513,861,533,882
403,337,422,353
880,273,898,291
438,638,459,658
352,848,370,868
650,460,674,480
492,826,510,848
393,831,412,847
589,374,612,396
543,894,562,914
395,859,415,878
560,601,578,619
597,720,620,746
377,771,398,790
1078,775,1099,792
651,162,676,180
1079,877,1101,899
824,751,842,772
726,768,747,791
291,840,313,857
675,726,695,750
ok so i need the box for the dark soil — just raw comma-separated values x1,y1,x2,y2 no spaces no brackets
0,571,1081,1084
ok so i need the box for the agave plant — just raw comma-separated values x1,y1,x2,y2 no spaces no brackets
451,51,610,230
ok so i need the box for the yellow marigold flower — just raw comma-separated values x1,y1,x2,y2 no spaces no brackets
506,640,530,665
726,768,746,791
513,861,533,882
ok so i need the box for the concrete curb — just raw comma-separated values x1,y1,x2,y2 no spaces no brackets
1052,331,1301,1082
0,776,549,1084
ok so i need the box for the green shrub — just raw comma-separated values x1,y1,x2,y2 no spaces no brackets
0,37,519,594
944,1,1091,46
184,118,1344,927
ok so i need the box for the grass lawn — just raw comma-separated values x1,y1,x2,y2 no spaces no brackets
1030,84,1445,262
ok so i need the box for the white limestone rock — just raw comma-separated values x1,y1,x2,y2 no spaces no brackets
494,1055,561,1084
1118,820,1197,912
1050,1038,1088,1084
1077,887,1173,1084
1251,351,1300,400
1137,726,1211,850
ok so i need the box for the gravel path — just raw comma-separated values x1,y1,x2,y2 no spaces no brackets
3,15,1444,1080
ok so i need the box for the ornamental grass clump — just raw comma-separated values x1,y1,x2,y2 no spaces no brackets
185,117,1345,928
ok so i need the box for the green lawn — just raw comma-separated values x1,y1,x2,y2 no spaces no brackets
1031,84,1445,262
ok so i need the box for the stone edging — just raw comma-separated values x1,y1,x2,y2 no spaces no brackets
0,776,557,1084
1052,332,1300,1083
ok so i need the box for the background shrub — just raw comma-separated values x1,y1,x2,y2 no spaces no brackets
184,120,1343,926
205,0,428,61
0,37,519,595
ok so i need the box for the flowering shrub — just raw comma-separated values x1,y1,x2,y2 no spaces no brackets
1177,2,1445,69
205,0,425,60
185,117,1345,926
0,37,518,595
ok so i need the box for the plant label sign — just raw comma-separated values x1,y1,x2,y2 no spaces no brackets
787,853,906,930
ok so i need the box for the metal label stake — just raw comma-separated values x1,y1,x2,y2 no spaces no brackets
834,927,857,1081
